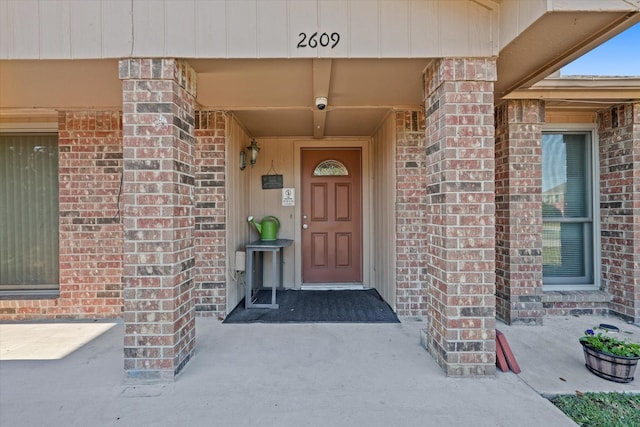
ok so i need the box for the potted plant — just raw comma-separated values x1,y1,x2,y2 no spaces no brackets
579,328,640,383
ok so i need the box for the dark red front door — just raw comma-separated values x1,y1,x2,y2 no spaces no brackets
301,148,362,283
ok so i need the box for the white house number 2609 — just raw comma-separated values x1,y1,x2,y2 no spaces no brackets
297,32,340,49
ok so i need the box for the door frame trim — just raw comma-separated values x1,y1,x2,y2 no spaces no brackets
293,139,372,289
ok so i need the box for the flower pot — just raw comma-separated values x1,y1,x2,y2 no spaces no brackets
580,341,640,383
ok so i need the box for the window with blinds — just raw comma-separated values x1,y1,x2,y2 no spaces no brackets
0,134,59,290
541,132,594,286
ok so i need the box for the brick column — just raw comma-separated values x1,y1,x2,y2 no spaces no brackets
421,58,497,376
119,59,197,381
598,103,640,324
395,111,428,316
494,100,544,325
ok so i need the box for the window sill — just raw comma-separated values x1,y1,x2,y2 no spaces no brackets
0,290,60,300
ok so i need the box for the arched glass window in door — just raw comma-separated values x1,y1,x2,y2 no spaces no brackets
313,159,349,176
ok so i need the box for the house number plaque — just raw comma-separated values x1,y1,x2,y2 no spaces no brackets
296,32,341,49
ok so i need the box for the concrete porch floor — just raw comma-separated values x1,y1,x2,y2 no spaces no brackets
499,314,640,397
0,315,638,427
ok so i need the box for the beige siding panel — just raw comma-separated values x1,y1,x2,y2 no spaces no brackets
165,0,196,57
195,0,226,57
70,0,102,58
469,3,494,54
517,0,547,30
289,0,318,58
413,1,494,57
0,0,506,59
227,0,257,57
439,0,474,57
316,0,348,57
247,138,296,288
381,0,409,57
0,0,8,58
102,0,133,57
499,0,547,50
39,0,70,58
409,0,439,57
7,0,40,58
371,114,396,309
349,0,379,57
132,0,165,57
225,115,252,312
258,0,289,57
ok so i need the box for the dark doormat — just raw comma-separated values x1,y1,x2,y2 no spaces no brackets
223,289,400,323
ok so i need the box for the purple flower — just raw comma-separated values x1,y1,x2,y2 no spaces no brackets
585,329,595,335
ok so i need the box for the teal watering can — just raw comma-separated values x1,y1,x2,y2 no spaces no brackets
248,215,280,241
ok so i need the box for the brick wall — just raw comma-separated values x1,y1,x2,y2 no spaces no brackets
598,102,640,323
0,111,124,320
194,111,227,317
422,58,497,376
494,100,544,325
395,111,428,316
120,58,197,381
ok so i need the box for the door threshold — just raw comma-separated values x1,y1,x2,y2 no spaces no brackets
300,283,365,291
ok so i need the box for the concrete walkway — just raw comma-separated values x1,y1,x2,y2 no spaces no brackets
0,315,638,427
499,314,640,397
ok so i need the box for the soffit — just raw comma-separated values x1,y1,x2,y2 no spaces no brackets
496,11,640,100
504,76,640,113
0,59,122,110
0,58,428,138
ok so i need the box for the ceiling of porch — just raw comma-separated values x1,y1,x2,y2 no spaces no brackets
0,58,430,138
191,58,430,138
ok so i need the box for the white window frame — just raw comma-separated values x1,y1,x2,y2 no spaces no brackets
542,123,600,291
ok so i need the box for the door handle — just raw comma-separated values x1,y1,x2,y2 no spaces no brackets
302,224,308,229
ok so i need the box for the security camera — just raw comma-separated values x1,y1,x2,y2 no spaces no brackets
315,97,328,110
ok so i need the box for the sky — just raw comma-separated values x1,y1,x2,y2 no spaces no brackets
561,22,640,76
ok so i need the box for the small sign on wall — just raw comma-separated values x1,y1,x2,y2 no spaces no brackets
261,174,283,189
282,188,295,206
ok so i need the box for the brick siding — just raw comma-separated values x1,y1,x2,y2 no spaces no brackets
494,100,544,325
598,103,640,323
395,111,428,316
194,111,227,317
422,58,497,376
0,111,124,320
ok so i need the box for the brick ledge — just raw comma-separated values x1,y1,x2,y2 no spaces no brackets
541,290,611,304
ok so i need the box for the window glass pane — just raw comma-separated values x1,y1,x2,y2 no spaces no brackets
313,160,348,176
542,222,591,278
542,134,588,218
541,132,593,285
0,134,59,289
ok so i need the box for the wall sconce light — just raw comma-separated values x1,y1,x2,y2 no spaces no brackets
247,139,260,167
239,150,247,170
